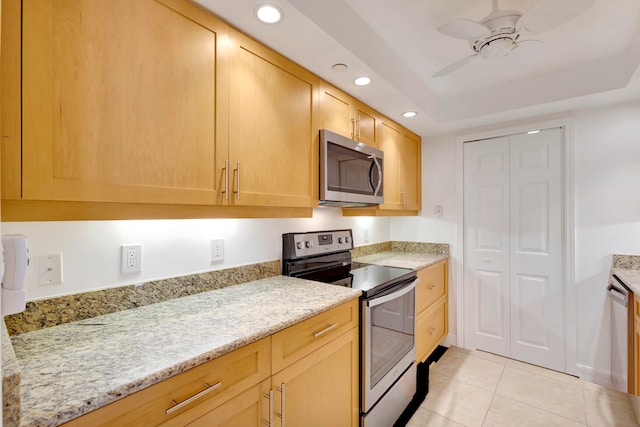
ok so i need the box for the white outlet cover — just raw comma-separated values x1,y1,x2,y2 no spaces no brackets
121,244,142,274
211,239,224,262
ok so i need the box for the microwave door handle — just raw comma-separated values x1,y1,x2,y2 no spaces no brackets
369,156,382,196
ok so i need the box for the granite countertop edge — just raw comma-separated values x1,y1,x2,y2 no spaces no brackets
353,250,449,270
611,268,640,294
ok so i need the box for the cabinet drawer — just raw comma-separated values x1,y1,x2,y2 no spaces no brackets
177,378,271,427
416,298,447,363
271,298,359,373
64,337,270,427
416,261,447,314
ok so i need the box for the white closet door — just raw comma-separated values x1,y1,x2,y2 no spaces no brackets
463,136,511,356
463,128,565,372
509,128,564,371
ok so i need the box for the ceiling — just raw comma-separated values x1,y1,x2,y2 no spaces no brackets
193,0,640,137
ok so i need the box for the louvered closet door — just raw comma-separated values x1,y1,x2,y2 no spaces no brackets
464,128,565,372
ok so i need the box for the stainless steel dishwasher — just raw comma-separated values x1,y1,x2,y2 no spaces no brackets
608,275,631,392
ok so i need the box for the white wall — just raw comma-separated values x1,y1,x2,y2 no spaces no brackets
388,99,640,384
2,208,390,300
573,101,640,381
390,132,460,344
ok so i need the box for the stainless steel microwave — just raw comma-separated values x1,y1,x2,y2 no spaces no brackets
319,129,384,207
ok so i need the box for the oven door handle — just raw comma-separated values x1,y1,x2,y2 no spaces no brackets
366,279,418,308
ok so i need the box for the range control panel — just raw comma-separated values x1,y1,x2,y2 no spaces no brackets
282,229,354,259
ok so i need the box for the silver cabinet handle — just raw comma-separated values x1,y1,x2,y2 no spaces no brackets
166,381,222,415
351,114,356,139
275,383,286,426
233,161,240,200
263,389,273,426
222,159,229,200
313,323,337,338
429,327,439,335
427,284,437,290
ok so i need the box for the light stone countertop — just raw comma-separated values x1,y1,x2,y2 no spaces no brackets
354,251,449,271
612,268,640,294
9,276,360,427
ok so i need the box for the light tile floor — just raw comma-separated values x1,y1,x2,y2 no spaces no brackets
407,346,640,427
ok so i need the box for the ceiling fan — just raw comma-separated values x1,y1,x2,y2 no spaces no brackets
432,0,596,77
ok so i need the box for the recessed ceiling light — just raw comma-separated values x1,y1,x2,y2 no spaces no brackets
354,76,372,86
402,111,417,118
332,63,348,72
255,4,283,24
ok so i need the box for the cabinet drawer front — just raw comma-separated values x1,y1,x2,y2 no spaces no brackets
64,337,270,427
416,299,447,363
271,298,359,373
179,378,271,427
416,261,446,314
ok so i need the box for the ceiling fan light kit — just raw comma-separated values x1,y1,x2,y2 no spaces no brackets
432,0,596,77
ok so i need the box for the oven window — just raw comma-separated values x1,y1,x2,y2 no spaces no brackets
369,289,415,387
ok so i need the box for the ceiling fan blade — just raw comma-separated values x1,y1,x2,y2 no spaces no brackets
432,54,479,78
516,0,596,34
504,40,545,66
437,19,491,40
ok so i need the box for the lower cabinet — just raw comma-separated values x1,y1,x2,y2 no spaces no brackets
271,328,359,427
62,298,359,426
415,260,449,363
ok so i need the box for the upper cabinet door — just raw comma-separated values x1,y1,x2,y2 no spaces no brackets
400,131,422,211
227,29,318,208
319,82,353,141
352,101,378,148
377,121,403,210
318,81,379,148
21,0,229,205
365,117,421,214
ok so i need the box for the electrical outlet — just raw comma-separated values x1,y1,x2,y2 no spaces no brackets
121,244,142,273
211,239,224,262
363,228,369,244
36,253,63,286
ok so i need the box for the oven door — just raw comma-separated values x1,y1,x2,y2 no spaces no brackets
362,277,417,412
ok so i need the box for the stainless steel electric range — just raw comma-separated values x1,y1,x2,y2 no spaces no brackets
282,229,418,427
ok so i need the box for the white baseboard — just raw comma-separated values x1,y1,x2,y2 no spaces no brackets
441,333,456,349
575,363,614,389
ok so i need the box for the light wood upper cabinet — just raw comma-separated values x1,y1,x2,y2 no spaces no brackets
20,0,229,205
344,116,421,216
378,117,422,213
319,81,379,148
227,29,318,208
400,130,422,211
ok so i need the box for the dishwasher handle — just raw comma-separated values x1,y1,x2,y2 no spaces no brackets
607,280,629,307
